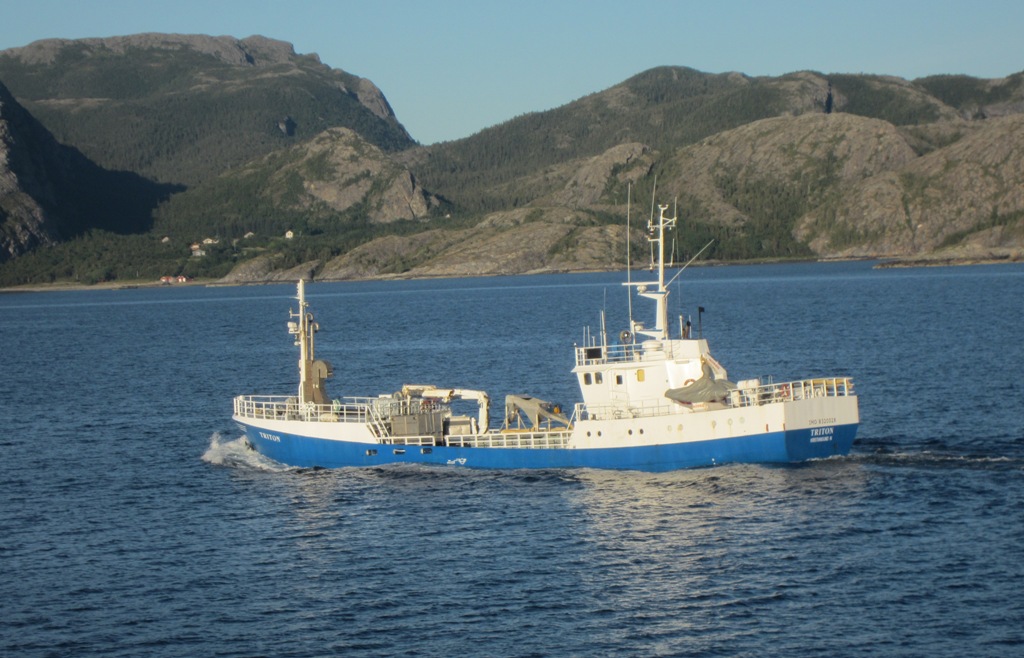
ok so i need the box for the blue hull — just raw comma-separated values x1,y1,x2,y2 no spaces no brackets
239,423,857,472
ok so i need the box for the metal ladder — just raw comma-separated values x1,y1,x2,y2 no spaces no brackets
367,404,391,439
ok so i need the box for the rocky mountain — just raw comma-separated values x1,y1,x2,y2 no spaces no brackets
272,108,1023,281
1,34,1023,285
404,68,1024,214
218,206,632,284
797,114,1024,258
0,81,67,260
648,111,1024,261
153,127,442,242
0,34,413,185
0,80,177,263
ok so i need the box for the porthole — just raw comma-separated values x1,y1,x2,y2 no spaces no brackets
393,448,406,455
365,449,377,456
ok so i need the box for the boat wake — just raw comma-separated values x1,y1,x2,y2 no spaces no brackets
851,446,1024,472
201,432,291,472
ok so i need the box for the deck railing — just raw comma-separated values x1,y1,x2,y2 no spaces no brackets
382,431,572,450
233,395,446,423
233,395,377,423
445,430,572,450
575,376,855,420
236,377,854,440
235,395,573,449
739,377,855,406
575,342,677,366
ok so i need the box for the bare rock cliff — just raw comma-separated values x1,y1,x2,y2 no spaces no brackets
797,114,1024,257
252,127,438,223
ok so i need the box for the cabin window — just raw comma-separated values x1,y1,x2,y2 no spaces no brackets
637,369,645,382
616,374,624,385
584,373,592,385
595,372,603,384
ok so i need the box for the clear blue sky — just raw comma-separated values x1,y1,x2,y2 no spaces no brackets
1,0,1021,144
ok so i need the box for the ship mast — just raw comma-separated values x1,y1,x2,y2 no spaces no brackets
288,279,319,404
624,204,675,341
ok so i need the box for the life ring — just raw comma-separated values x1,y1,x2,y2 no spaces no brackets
683,378,695,386
779,383,791,399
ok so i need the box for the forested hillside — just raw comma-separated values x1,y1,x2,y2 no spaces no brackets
1,34,1022,287
0,34,413,185
403,67,982,213
0,80,179,267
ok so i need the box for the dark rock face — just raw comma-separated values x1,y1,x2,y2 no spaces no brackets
0,80,182,262
0,34,414,185
0,80,71,261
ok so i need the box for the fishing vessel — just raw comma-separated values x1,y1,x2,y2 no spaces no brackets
233,204,858,471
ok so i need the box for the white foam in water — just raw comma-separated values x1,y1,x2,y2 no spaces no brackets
201,432,290,471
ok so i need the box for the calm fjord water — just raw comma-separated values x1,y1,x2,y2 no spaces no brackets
1,261,1022,657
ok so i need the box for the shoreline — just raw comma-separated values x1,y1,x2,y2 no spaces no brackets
872,254,1023,269
0,278,218,294
3,254,1021,294
0,260,790,293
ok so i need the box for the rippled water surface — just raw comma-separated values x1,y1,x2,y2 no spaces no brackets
2,261,1022,656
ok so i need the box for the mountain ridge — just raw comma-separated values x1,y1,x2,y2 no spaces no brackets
0,80,179,265
0,34,413,185
1,34,1022,286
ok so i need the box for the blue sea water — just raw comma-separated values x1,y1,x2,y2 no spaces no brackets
1,260,1022,657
